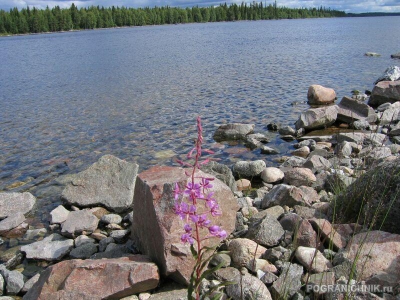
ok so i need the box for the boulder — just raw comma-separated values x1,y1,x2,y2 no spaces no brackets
131,166,239,285
0,192,36,219
368,80,400,107
0,265,24,295
61,155,139,213
271,262,303,298
342,231,400,287
225,272,272,300
61,210,99,238
335,157,400,234
364,52,381,57
23,255,159,300
378,105,400,125
200,161,237,192
391,52,400,59
0,213,25,235
213,123,255,141
373,65,400,84
100,214,122,225
283,168,316,187
232,160,266,178
303,155,332,173
260,167,284,183
261,184,307,209
228,238,267,269
336,96,377,124
49,205,70,224
294,246,332,273
291,146,310,158
21,233,74,261
307,85,337,105
295,106,338,131
246,214,285,247
244,133,270,149
69,243,98,259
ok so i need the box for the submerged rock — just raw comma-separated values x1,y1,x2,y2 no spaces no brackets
213,123,255,141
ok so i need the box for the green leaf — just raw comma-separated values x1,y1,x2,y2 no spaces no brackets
190,243,198,259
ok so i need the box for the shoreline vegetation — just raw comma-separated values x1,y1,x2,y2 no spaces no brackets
0,2,347,36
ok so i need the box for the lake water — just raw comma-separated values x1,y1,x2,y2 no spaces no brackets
1,16,400,221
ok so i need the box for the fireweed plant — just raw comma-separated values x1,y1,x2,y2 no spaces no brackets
174,116,229,300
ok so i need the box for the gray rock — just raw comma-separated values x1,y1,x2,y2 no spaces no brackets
0,192,36,219
49,205,70,224
23,228,47,241
291,146,310,158
21,273,40,294
280,156,306,168
91,242,133,259
74,235,96,247
378,106,400,125
377,102,392,112
226,272,272,300
244,133,270,149
0,213,25,235
109,229,130,243
232,160,266,177
70,242,98,259
260,145,279,154
0,273,4,295
21,233,74,261
246,214,285,247
261,184,307,209
61,155,139,213
200,161,237,192
271,262,303,298
335,157,400,234
279,213,302,232
0,265,24,295
360,146,392,165
283,168,316,187
101,214,122,225
364,132,387,146
374,65,400,84
279,126,296,136
61,210,99,238
295,106,338,130
336,132,365,144
296,139,317,149
209,253,231,268
147,282,187,300
337,96,377,124
351,119,371,130
228,238,267,269
369,79,400,107
324,172,355,194
260,271,278,285
213,123,255,141
365,52,381,57
99,237,115,252
391,52,400,59
303,155,332,173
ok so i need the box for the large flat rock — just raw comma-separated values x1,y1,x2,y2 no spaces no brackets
21,233,74,261
61,155,139,213
23,255,159,300
0,192,36,219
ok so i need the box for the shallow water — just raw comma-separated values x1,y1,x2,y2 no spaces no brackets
1,16,400,221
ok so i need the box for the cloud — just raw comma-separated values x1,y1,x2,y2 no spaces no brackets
0,0,399,13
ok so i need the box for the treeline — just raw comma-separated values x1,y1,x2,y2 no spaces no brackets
0,2,346,35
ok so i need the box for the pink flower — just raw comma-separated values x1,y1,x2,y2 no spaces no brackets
181,233,194,244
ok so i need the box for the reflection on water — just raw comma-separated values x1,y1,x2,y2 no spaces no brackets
1,17,400,220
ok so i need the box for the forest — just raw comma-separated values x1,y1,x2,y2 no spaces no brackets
0,2,346,35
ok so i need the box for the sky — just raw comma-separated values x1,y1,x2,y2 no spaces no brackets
1,0,400,14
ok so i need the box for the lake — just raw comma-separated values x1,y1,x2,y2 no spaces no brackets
1,16,400,220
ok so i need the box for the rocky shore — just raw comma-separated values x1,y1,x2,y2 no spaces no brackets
0,66,400,300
